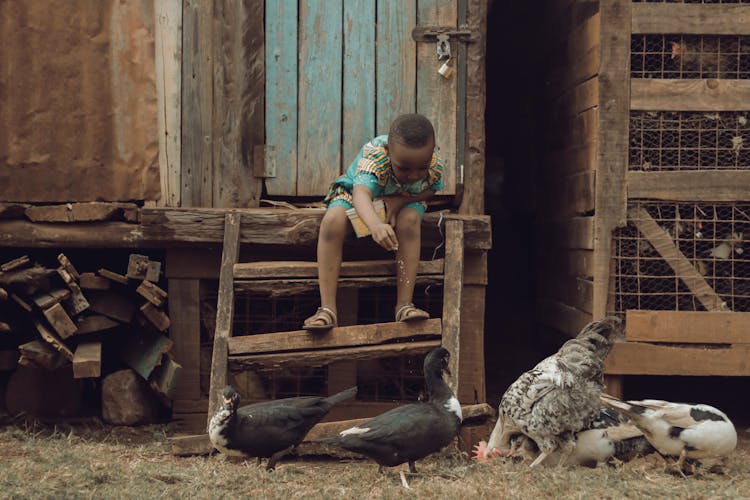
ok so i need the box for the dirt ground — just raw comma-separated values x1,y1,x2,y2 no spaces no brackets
0,421,749,499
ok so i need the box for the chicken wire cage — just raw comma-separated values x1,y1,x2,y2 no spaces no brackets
610,202,750,315
631,34,750,79
201,284,443,402
629,111,750,171
633,0,750,3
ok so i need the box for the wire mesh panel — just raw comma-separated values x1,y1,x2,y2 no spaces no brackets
633,0,750,3
629,111,750,170
631,35,750,79
611,202,750,315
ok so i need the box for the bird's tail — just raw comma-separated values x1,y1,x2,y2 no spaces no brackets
600,393,636,416
324,386,358,406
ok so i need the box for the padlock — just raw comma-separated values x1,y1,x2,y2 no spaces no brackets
438,58,454,79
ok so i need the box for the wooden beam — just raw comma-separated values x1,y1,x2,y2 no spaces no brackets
628,206,726,311
233,275,443,297
605,342,750,376
43,303,78,339
228,319,442,356
631,79,750,112
229,340,441,370
74,315,120,335
627,170,750,202
168,279,201,400
207,213,241,425
79,273,111,290
25,203,138,223
32,318,74,361
234,259,444,279
73,342,102,378
170,434,213,456
632,4,750,35
594,0,630,320
626,310,750,344
442,220,464,394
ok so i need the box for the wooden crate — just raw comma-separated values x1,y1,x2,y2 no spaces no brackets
537,0,750,378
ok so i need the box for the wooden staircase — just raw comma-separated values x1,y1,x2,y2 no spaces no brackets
206,212,466,424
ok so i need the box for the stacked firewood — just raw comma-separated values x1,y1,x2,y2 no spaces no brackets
0,253,181,402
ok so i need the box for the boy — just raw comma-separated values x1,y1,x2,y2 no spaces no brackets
303,113,445,331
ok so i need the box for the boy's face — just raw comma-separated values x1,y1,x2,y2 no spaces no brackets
386,139,434,185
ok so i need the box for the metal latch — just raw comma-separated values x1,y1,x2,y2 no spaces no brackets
411,25,479,44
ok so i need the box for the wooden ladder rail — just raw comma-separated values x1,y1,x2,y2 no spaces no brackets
441,219,464,394
207,213,241,426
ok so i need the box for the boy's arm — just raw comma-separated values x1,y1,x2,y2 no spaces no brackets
353,184,399,250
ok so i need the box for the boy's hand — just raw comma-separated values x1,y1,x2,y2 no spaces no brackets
371,222,399,251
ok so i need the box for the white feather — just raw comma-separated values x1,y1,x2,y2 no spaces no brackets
340,426,371,436
444,396,463,421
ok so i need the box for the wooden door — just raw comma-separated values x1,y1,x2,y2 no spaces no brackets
265,0,460,197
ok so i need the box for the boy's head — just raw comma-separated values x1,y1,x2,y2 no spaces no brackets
386,114,435,185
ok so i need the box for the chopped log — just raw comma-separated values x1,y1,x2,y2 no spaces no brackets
31,288,71,309
1,255,30,272
127,254,151,280
18,340,66,370
43,303,78,339
170,434,213,456
102,369,163,425
140,302,171,331
73,342,102,378
32,318,74,360
11,293,32,312
74,315,120,334
57,254,81,280
87,290,135,323
25,202,139,223
79,272,111,290
98,268,129,285
64,282,90,315
146,261,162,282
119,329,173,379
0,349,18,370
0,287,7,300
137,280,168,307
0,321,10,332
150,355,183,399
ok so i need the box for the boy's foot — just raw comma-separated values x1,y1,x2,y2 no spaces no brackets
395,303,430,322
303,307,337,331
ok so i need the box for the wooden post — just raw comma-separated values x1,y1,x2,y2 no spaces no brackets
168,279,201,400
327,289,359,396
207,213,241,425
442,220,464,394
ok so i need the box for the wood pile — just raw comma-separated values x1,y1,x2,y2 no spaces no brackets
0,252,182,411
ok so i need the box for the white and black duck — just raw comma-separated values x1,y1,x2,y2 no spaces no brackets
318,347,462,473
600,394,737,471
208,385,357,470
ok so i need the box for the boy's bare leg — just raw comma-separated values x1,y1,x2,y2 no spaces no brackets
305,206,351,327
394,207,426,319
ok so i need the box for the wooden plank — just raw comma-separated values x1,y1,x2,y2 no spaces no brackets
461,0,488,215
540,274,594,315
459,283,485,404
442,220,463,394
551,76,599,119
87,291,135,323
207,213,241,424
168,279,201,400
626,310,750,344
63,282,89,315
151,355,183,399
547,107,598,152
417,0,458,195
234,259,444,279
31,289,71,310
542,142,597,178
632,4,750,35
98,268,129,285
43,303,78,339
376,0,416,134
137,280,168,307
32,318,74,361
127,254,152,280
228,318,442,356
11,293,32,313
25,203,139,223
181,0,213,207
0,209,492,250
229,340,441,370
542,216,594,250
73,342,101,378
57,254,80,280
0,287,7,301
170,434,213,456
593,0,630,320
119,330,173,379
297,0,342,195
79,273,110,290
632,79,750,112
536,298,592,338
264,0,298,195
342,0,375,173
629,206,726,311
140,303,171,332
627,171,750,202
18,340,65,370
155,0,182,207
1,255,30,272
539,170,596,217
234,276,442,296
605,342,750,376
74,315,120,335
327,288,359,396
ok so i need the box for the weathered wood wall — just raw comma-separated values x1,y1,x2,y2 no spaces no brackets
0,0,161,203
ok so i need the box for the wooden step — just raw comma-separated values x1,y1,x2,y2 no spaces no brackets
233,259,444,279
229,319,442,356
234,275,443,295
229,340,440,370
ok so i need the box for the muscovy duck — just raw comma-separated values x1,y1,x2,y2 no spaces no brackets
600,395,737,471
478,317,622,467
318,347,462,473
208,385,357,469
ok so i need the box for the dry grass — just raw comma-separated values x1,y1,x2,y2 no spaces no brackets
1,422,749,499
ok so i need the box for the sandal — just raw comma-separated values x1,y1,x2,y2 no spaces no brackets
303,307,337,331
395,303,430,322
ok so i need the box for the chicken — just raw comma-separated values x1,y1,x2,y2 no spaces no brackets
707,231,744,260
478,316,622,467
600,395,737,473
